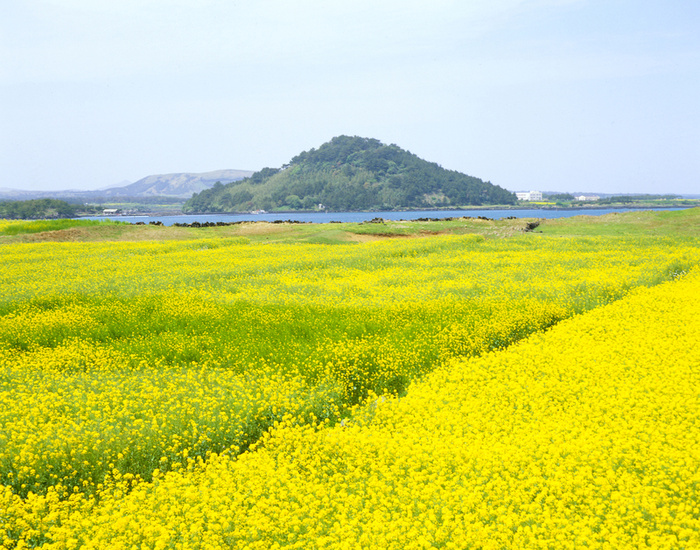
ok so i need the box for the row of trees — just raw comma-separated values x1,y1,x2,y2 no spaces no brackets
543,193,685,205
0,199,84,219
597,194,681,204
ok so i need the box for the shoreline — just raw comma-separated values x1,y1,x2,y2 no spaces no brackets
84,203,697,218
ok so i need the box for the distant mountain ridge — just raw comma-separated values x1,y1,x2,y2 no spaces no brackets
184,136,516,213
0,169,254,201
99,169,254,199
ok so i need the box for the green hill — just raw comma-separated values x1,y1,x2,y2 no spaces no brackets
183,136,516,213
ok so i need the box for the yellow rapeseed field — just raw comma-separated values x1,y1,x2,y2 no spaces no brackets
3,256,698,549
1,219,700,548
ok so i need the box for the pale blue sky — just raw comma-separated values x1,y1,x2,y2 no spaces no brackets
1,0,698,194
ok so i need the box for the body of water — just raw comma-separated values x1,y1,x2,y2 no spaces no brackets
79,207,688,226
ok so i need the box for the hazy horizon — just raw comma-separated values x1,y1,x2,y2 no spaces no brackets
2,1,698,195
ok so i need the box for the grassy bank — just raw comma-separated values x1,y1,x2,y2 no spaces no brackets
1,207,698,244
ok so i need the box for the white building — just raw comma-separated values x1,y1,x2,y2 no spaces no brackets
576,195,600,201
516,191,543,201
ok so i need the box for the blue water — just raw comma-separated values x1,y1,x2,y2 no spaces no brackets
79,208,688,226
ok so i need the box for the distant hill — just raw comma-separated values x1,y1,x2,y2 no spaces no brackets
184,136,516,213
0,188,62,201
0,169,253,202
99,169,254,199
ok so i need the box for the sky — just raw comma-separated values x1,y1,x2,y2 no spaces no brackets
1,0,699,194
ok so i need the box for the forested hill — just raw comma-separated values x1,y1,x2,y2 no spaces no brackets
183,136,516,213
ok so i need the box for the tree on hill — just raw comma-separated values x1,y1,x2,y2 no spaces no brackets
183,136,516,213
